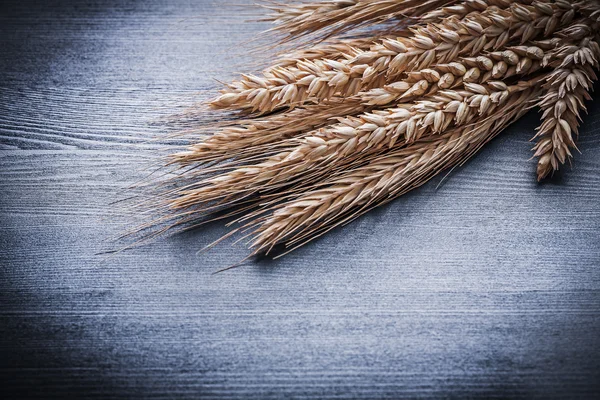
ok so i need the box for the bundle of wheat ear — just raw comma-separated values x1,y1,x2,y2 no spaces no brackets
143,0,600,266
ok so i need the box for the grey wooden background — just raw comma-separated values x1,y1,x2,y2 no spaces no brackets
1,0,600,398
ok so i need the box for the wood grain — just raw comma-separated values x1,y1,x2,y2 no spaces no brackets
1,1,599,398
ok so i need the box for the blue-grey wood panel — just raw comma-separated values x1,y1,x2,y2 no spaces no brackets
1,1,599,398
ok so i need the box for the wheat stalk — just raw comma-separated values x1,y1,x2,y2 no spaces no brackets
533,27,600,179
137,0,600,264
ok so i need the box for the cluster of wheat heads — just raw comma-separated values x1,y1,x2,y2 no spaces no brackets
151,0,600,263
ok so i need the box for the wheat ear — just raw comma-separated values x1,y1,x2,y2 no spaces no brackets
533,28,600,179
211,1,574,114
245,87,541,255
175,45,548,169
171,100,367,166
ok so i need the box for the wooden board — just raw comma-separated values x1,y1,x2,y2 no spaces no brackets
1,1,599,398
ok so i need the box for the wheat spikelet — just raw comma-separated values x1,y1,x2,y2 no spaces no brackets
209,56,381,113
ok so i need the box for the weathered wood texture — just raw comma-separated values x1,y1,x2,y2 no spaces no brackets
1,1,600,398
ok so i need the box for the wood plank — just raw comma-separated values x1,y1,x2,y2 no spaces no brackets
1,0,600,398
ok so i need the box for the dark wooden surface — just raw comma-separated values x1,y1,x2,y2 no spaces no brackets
1,1,600,398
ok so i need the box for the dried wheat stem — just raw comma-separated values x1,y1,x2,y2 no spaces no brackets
210,56,382,113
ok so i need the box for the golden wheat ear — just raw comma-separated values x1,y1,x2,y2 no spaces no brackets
532,30,600,180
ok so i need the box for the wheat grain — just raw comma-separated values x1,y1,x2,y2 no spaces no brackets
421,0,515,22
